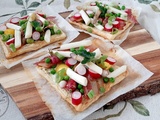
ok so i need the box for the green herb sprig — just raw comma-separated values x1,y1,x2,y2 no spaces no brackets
71,46,95,64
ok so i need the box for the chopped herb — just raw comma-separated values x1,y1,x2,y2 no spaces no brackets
55,30,62,34
50,28,55,35
55,52,65,60
88,23,94,27
87,27,92,33
63,75,69,81
19,19,27,26
9,43,16,52
9,34,13,38
96,55,107,66
52,65,57,68
100,87,105,93
98,20,102,25
79,46,84,50
21,22,27,30
40,36,44,41
113,5,121,10
30,20,41,29
108,16,116,22
111,28,119,34
70,48,76,52
88,14,94,18
53,24,59,32
2,34,10,41
26,38,34,44
96,1,108,18
44,20,49,27
71,47,95,64
56,68,66,83
36,26,43,32
87,90,95,99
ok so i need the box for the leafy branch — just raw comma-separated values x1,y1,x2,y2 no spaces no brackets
94,101,127,120
94,99,150,120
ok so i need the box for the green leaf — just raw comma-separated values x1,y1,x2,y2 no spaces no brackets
150,4,160,12
15,0,23,5
28,2,40,8
25,0,29,3
41,0,47,2
30,21,41,28
74,0,81,2
94,102,127,120
64,0,70,9
128,100,150,116
138,0,158,4
138,0,152,4
20,10,27,17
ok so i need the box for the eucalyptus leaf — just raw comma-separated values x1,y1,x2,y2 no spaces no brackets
41,0,47,2
74,0,81,2
150,4,160,12
138,0,158,4
64,0,70,9
25,0,29,4
128,100,150,116
20,10,27,17
28,2,40,8
15,0,23,5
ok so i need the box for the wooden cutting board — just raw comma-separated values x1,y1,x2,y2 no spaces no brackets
1,15,160,119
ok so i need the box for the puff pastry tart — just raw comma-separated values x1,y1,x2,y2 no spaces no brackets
35,38,128,111
0,12,66,59
68,1,137,40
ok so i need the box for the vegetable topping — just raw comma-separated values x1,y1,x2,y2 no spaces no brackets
69,1,136,35
0,12,61,52
35,40,127,104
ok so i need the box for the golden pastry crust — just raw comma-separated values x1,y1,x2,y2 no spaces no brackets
68,20,133,40
36,66,127,111
0,31,66,59
35,38,128,111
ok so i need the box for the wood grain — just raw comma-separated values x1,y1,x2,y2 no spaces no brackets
7,82,53,120
0,15,160,119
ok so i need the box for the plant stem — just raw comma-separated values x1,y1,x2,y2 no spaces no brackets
48,0,55,5
94,101,127,120
0,11,21,18
27,9,36,11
